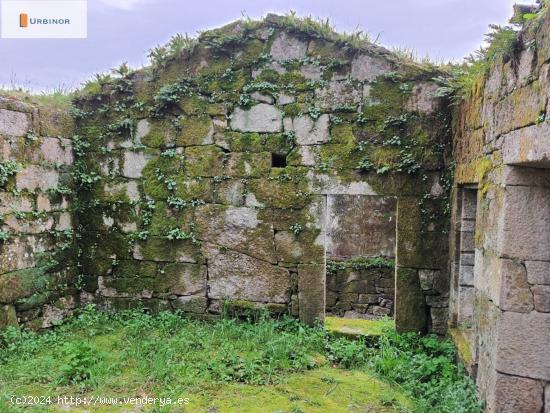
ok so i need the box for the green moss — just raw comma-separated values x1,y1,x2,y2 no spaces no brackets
142,155,183,199
0,266,51,304
177,115,213,146
365,173,431,196
103,276,153,294
292,226,325,263
249,167,311,209
155,262,204,294
80,258,112,278
135,237,202,263
370,146,401,168
227,152,271,178
180,96,224,116
263,133,294,153
308,38,350,61
449,327,474,367
327,256,394,276
141,119,176,148
80,229,133,260
224,132,263,152
325,316,394,339
280,71,312,92
113,260,158,279
285,147,303,166
254,69,280,83
39,106,75,137
174,177,213,201
319,142,363,172
330,122,355,144
132,77,157,106
185,145,225,177
179,95,208,114
238,39,267,65
206,69,247,95
222,300,288,319
282,102,304,118
362,80,408,136
199,367,412,413
148,201,193,235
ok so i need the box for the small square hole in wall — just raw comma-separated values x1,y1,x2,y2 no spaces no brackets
271,153,287,168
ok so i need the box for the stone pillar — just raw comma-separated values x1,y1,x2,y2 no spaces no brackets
395,267,427,333
297,263,325,325
0,305,18,329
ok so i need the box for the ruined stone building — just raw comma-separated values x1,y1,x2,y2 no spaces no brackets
0,10,548,412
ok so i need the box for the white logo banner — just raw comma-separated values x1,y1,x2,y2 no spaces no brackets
1,0,87,39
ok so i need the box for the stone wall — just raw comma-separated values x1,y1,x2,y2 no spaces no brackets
326,260,394,318
72,15,452,333
450,8,550,411
0,97,77,330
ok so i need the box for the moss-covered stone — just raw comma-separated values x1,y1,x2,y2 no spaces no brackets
226,152,271,177
0,305,18,329
174,177,213,201
134,237,202,263
112,259,158,279
39,105,75,137
148,201,194,236
141,155,183,199
185,145,225,177
142,119,177,148
80,229,133,260
308,39,350,61
177,115,213,146
156,262,205,295
223,132,264,152
179,96,225,116
0,266,50,304
395,267,427,334
282,102,304,118
397,231,448,269
249,167,311,209
319,142,363,172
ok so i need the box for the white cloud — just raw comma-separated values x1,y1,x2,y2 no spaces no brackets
98,0,151,10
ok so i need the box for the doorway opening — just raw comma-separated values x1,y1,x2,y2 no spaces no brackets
324,195,397,323
452,186,478,327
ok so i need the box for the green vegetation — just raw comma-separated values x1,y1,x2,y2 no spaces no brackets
325,316,395,338
0,160,21,187
435,0,547,102
326,256,395,276
0,88,73,109
434,25,520,101
0,306,481,413
275,11,374,50
0,230,10,242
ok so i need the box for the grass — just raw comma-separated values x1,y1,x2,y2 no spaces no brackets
325,316,395,338
0,306,482,413
0,87,73,110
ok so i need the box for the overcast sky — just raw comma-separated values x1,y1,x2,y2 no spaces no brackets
0,0,538,91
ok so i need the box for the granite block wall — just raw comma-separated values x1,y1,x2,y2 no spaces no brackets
451,8,550,411
0,97,78,330
72,15,452,333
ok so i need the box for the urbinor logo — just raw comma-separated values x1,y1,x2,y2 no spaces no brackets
2,1,87,39
19,13,28,27
18,12,71,27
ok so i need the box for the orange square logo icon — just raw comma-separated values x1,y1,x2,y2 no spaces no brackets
20,13,28,27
